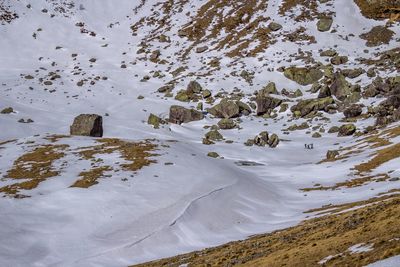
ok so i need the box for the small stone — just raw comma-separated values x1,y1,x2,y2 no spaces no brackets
1,107,14,114
268,22,282,31
207,152,220,158
317,17,333,32
169,105,204,124
268,134,279,148
312,132,322,138
326,150,339,160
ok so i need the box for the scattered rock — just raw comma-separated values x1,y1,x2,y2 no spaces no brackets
338,124,356,136
326,150,339,160
317,17,333,32
254,131,269,146
187,80,203,94
169,105,204,124
70,114,103,137
268,22,282,31
344,105,363,118
195,46,208,53
208,99,240,118
207,152,220,158
330,55,348,65
291,97,334,117
320,49,337,57
148,113,165,129
205,130,223,141
1,107,14,114
284,67,323,86
312,132,322,138
268,134,280,148
218,118,236,130
256,96,282,115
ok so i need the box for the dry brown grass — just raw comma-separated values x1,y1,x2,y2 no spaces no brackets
354,143,400,173
0,144,69,198
133,193,400,267
354,0,400,21
71,166,112,188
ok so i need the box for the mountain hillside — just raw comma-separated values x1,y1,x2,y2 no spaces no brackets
0,0,399,266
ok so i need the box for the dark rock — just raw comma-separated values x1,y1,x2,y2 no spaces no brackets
1,107,13,114
256,96,282,115
291,97,334,117
284,67,323,86
338,124,356,136
70,114,103,137
187,81,203,94
330,56,348,65
218,118,236,130
169,105,204,124
208,99,240,118
344,105,363,118
268,22,282,31
326,150,339,160
205,130,223,141
254,131,269,146
317,17,333,32
268,134,279,148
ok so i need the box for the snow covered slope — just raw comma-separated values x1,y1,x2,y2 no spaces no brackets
0,0,399,266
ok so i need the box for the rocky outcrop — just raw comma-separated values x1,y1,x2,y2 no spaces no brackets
338,124,356,136
284,67,323,86
218,118,236,130
208,99,240,118
291,97,335,117
70,114,103,137
169,105,204,124
256,96,282,115
344,105,363,118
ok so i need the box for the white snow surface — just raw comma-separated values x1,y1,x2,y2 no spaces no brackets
0,0,399,266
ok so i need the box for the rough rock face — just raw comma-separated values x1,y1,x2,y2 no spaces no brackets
317,17,333,32
344,105,363,118
208,99,240,118
70,114,103,137
291,97,335,117
330,73,354,101
218,118,236,130
169,105,204,124
338,124,357,136
256,96,282,115
284,67,323,86
254,131,269,146
187,80,203,94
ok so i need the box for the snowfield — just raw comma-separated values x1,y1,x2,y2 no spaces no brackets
0,0,399,266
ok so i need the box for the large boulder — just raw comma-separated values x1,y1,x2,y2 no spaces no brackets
187,80,203,94
169,105,204,124
208,99,240,118
70,114,103,137
256,96,282,115
338,124,356,136
330,72,353,101
291,97,335,117
284,67,323,86
344,104,363,118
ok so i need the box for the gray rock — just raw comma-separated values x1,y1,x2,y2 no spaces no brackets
208,99,240,118
344,105,362,118
268,134,279,148
284,67,323,86
338,124,356,137
217,118,236,130
254,131,269,146
256,96,282,115
317,17,333,32
268,22,282,31
70,114,103,137
169,105,204,124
